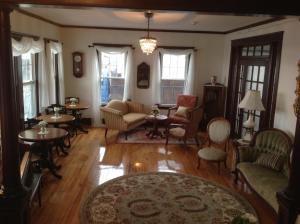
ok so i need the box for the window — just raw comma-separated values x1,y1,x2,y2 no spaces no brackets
21,52,38,120
100,52,125,104
160,53,187,105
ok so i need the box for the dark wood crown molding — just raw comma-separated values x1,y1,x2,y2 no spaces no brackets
11,31,40,40
225,16,285,34
14,8,287,35
3,0,300,16
89,43,134,49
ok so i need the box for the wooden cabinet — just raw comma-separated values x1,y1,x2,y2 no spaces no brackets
200,83,226,129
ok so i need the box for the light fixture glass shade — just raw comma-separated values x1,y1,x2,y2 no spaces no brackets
139,37,157,55
238,90,265,111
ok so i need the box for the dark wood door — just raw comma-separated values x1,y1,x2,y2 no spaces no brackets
226,32,283,137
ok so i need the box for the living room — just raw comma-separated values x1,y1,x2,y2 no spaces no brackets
0,1,300,224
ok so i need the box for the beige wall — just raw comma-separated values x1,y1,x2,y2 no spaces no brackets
222,18,300,137
10,11,61,40
61,28,225,118
10,11,300,136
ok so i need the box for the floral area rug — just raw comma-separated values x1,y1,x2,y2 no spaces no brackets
80,172,259,224
117,128,199,144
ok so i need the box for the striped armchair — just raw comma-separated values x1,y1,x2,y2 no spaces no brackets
100,100,150,139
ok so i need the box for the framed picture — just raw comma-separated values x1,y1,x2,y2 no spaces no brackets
137,62,150,89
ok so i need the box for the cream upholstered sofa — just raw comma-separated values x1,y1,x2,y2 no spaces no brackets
100,100,150,139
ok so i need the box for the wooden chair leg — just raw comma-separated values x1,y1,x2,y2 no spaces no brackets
218,162,221,175
234,170,239,184
224,160,227,169
195,137,200,147
125,132,128,140
197,157,201,169
38,183,42,207
104,128,108,138
165,135,169,146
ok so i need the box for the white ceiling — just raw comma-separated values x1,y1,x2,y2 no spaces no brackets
21,7,273,32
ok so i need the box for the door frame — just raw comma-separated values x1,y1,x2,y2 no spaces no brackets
226,31,283,136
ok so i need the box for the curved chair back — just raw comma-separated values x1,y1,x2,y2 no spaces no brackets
251,128,292,177
207,117,231,145
176,95,198,108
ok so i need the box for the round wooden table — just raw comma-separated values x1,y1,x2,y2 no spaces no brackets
145,114,168,139
18,128,68,179
65,103,89,134
37,114,75,126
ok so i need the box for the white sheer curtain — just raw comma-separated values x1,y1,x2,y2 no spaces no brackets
87,47,101,127
88,46,134,126
151,49,162,104
11,37,50,111
46,41,65,105
151,48,196,104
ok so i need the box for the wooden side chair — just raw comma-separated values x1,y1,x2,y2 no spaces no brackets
165,106,203,147
197,117,231,174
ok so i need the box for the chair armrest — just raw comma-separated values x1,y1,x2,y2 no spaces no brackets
100,107,127,130
167,106,178,117
100,107,123,116
126,101,148,114
235,146,259,164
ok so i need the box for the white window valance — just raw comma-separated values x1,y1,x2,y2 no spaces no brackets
11,36,50,110
152,48,196,104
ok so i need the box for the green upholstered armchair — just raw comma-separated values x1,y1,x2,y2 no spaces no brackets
235,128,292,211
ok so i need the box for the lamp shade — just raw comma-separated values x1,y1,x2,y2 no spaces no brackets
238,90,265,111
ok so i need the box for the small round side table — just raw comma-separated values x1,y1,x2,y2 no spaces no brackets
145,114,168,139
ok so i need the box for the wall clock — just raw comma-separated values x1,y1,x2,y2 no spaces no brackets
72,52,83,78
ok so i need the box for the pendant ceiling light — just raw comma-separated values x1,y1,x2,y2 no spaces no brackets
139,11,157,55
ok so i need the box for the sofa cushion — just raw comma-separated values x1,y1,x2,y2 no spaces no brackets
127,101,144,113
123,113,147,125
174,106,189,118
255,153,284,171
237,162,288,210
106,100,128,115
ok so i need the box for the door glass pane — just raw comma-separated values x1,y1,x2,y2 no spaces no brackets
251,82,258,90
254,46,262,56
258,83,263,93
242,47,248,56
246,81,251,91
246,66,253,80
259,66,265,82
262,45,270,56
253,66,259,81
248,46,254,56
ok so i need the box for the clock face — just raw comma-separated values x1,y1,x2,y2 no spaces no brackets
74,55,82,62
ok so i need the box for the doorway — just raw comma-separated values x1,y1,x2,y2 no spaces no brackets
226,32,283,137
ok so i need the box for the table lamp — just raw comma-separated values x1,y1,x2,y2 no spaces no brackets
238,90,265,142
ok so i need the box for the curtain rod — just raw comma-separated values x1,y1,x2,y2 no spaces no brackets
89,43,135,49
11,31,40,41
158,46,197,51
44,37,60,43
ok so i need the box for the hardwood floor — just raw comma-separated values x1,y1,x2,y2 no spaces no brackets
31,128,277,224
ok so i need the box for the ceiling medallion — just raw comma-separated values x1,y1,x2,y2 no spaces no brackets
139,11,157,55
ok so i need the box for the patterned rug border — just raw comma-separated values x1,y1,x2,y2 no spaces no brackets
80,171,260,224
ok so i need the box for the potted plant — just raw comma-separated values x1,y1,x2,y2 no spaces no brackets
151,105,160,117
70,97,77,106
38,120,48,135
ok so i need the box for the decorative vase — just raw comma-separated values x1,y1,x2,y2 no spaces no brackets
211,75,217,85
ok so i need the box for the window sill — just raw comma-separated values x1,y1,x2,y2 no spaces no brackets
157,104,176,109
